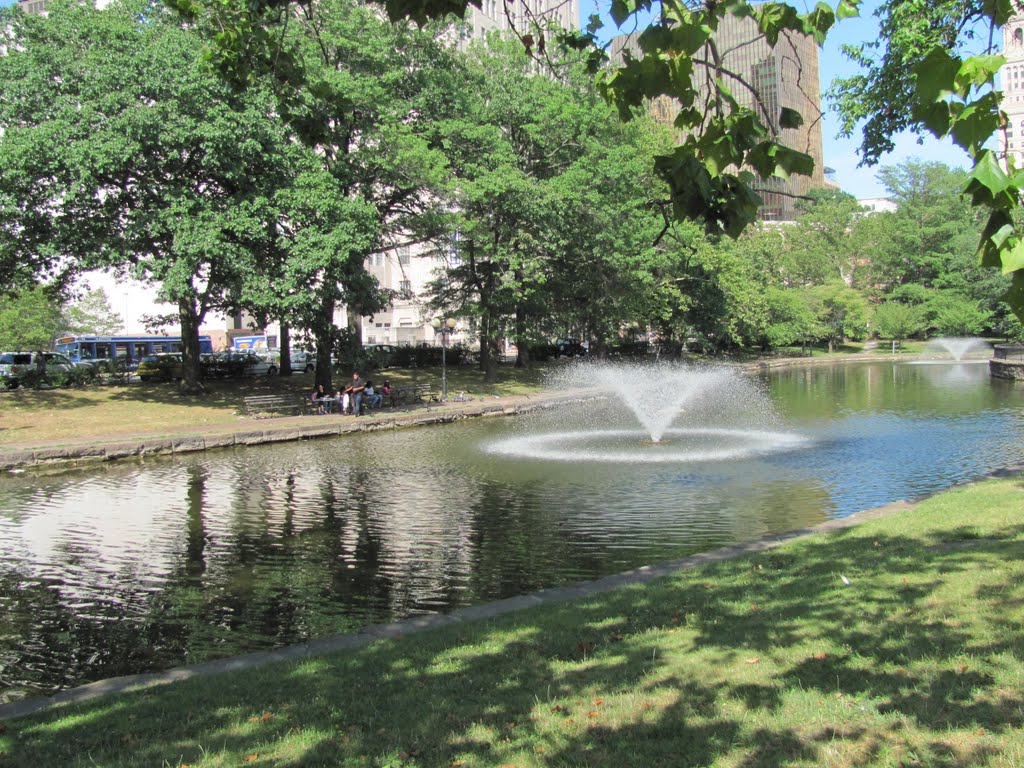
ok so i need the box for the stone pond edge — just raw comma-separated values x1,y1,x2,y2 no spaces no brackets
0,353,943,473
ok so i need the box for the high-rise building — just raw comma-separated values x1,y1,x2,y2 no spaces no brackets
16,0,48,14
464,0,576,43
1000,16,1024,168
611,14,827,221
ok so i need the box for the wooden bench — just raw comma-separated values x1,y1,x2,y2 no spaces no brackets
243,394,310,418
392,384,437,405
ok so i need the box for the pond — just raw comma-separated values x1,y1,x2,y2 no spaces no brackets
1,360,1022,702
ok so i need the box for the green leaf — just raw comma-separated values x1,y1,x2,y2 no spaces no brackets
964,150,1011,207
836,0,860,20
1003,270,1024,322
949,95,1001,158
955,55,1005,95
772,145,815,180
912,101,951,140
779,107,803,129
802,2,836,45
977,210,1015,269
912,47,959,104
1001,238,1024,274
668,19,713,56
754,3,801,46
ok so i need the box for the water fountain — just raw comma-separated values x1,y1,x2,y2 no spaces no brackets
926,336,989,362
486,361,808,463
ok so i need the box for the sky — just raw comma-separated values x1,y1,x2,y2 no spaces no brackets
581,0,973,199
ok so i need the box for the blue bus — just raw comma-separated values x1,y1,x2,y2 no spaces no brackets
54,335,214,365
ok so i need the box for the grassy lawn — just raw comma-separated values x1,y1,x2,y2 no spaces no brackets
0,364,552,446
3,477,1023,767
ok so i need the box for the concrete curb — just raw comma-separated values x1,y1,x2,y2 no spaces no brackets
0,498,915,721
0,393,590,472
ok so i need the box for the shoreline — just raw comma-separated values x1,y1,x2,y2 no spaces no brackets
0,353,935,473
0,495,916,721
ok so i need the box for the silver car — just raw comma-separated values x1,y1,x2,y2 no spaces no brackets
0,351,75,387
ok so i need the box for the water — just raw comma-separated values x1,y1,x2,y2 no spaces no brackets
1,361,1022,701
926,336,989,361
551,360,779,443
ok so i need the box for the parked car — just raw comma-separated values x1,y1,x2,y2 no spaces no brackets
137,353,184,382
216,351,279,377
0,351,75,388
290,351,316,373
555,339,587,357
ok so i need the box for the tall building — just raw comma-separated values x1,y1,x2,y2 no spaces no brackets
611,14,827,221
16,0,48,14
1000,15,1024,168
464,0,576,42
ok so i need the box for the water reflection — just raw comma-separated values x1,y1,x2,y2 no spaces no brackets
0,362,1022,700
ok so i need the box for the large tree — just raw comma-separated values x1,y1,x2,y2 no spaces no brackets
168,0,1024,322
433,39,668,378
232,0,463,388
0,0,305,392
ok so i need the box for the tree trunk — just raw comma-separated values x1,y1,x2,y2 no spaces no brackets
314,295,335,391
279,321,292,377
347,301,362,353
483,333,499,383
478,312,491,373
178,297,206,395
514,302,530,369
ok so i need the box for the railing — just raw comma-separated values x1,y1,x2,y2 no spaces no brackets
992,344,1024,361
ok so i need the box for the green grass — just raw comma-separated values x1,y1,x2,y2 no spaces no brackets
3,477,1023,767
0,364,551,446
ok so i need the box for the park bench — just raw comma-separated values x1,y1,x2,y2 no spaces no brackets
392,384,437,405
243,394,311,418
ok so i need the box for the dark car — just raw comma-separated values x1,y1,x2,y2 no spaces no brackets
555,339,587,357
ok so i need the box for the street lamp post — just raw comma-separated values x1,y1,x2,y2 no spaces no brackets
431,316,457,402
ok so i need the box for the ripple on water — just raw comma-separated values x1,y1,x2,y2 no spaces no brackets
484,427,811,463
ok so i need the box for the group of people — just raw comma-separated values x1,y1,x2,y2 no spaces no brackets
311,372,393,416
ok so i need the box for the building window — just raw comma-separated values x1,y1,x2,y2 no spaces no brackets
399,280,412,296
397,246,411,265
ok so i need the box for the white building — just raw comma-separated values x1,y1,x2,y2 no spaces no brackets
1000,15,1024,168
857,197,897,214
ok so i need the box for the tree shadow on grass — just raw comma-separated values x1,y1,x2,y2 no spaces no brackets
4,522,1024,767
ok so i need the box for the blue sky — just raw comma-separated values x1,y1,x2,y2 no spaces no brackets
583,0,971,198
0,0,968,198
814,1,969,197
